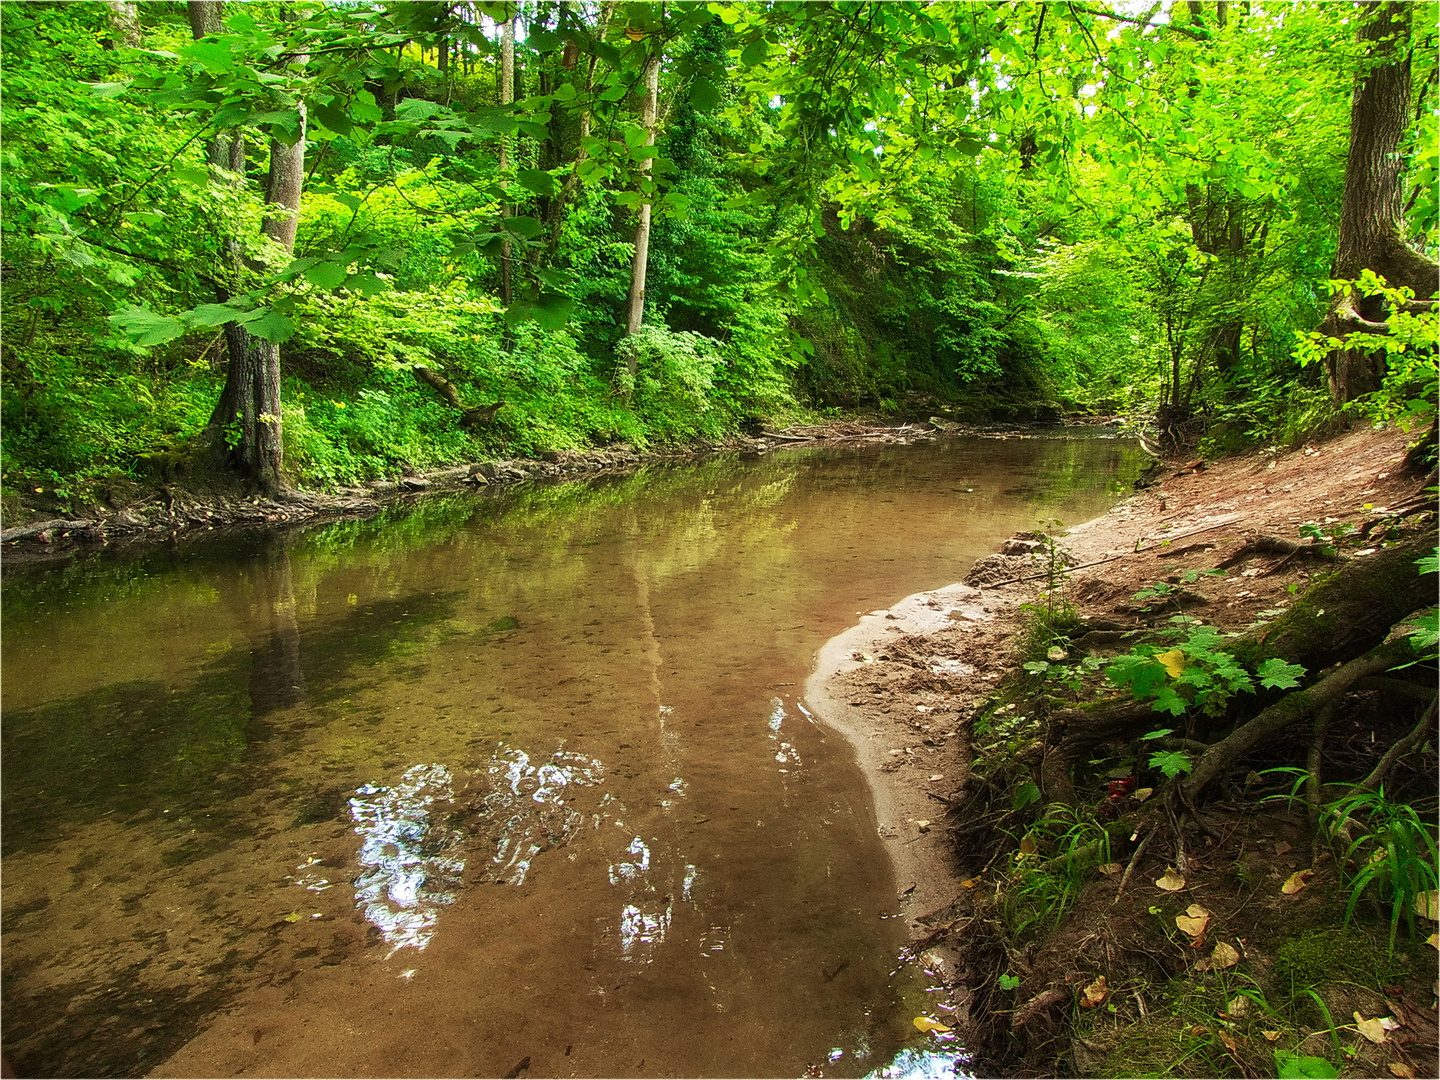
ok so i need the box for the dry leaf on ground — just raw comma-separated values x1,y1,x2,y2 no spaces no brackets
1155,868,1186,891
1080,975,1108,1008
1412,890,1438,921
1353,1012,1391,1044
913,1016,951,1034
1176,903,1210,938
1211,941,1240,969
1390,1063,1416,1078
1281,869,1315,894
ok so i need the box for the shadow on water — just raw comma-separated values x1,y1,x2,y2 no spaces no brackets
1,435,1143,1079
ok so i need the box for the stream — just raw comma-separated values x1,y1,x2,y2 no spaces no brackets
1,433,1142,1079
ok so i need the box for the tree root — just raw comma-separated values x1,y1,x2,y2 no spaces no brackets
1355,694,1438,794
1182,636,1418,801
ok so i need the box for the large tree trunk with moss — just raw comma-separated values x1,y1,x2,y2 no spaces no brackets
1321,1,1439,401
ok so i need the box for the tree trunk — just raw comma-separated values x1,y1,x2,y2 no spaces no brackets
101,1,141,48
1322,1,1439,401
624,51,662,359
190,0,304,495
499,15,515,307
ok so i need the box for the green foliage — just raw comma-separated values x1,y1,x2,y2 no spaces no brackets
1107,620,1307,717
1004,807,1113,938
1320,786,1438,954
1273,1051,1340,1079
1294,271,1440,427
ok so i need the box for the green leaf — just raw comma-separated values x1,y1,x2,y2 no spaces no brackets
304,262,349,289
110,305,186,347
690,76,721,111
503,216,544,239
740,39,769,68
1274,1052,1340,1080
187,303,245,328
174,165,211,187
395,97,443,122
529,30,562,51
1013,781,1041,811
348,273,389,298
1148,749,1193,778
531,292,577,332
516,169,558,197
1257,658,1306,690
87,81,132,98
245,310,296,344
312,103,353,138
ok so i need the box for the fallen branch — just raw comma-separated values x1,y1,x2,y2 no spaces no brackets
412,365,503,428
1,519,96,543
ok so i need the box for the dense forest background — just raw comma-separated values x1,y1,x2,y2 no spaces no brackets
3,0,1436,507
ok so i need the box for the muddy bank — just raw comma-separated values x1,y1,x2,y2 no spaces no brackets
803,423,1439,1078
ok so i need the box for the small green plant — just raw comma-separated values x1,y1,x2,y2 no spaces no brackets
1003,807,1113,936
1298,519,1359,557
1106,621,1306,716
1322,785,1438,954
998,972,1020,991
1274,1050,1340,1079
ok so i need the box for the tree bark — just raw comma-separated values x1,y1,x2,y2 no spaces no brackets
190,0,304,495
102,1,141,48
499,15,516,307
624,50,662,358
1321,1,1439,401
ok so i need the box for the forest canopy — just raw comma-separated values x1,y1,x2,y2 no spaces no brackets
2,0,1435,503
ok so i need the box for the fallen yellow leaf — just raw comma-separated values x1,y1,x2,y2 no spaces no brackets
1413,890,1438,921
1427,932,1438,950
1155,649,1186,678
1227,995,1249,1017
1098,862,1123,876
1080,975,1108,1008
958,876,980,889
1354,1012,1389,1044
1281,869,1315,894
1211,941,1240,969
1176,903,1210,938
1134,787,1154,803
913,1016,951,1034
283,911,302,923
1390,1063,1416,1078
1155,868,1186,891
1262,1030,1283,1043
1218,1030,1238,1054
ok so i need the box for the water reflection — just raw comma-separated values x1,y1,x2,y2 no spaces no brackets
349,763,465,956
1,434,1143,1079
479,746,604,886
865,1046,974,1079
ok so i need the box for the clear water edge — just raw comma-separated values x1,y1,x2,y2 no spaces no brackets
1,435,1140,1079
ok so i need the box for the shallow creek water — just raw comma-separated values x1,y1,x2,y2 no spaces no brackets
2,435,1140,1079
